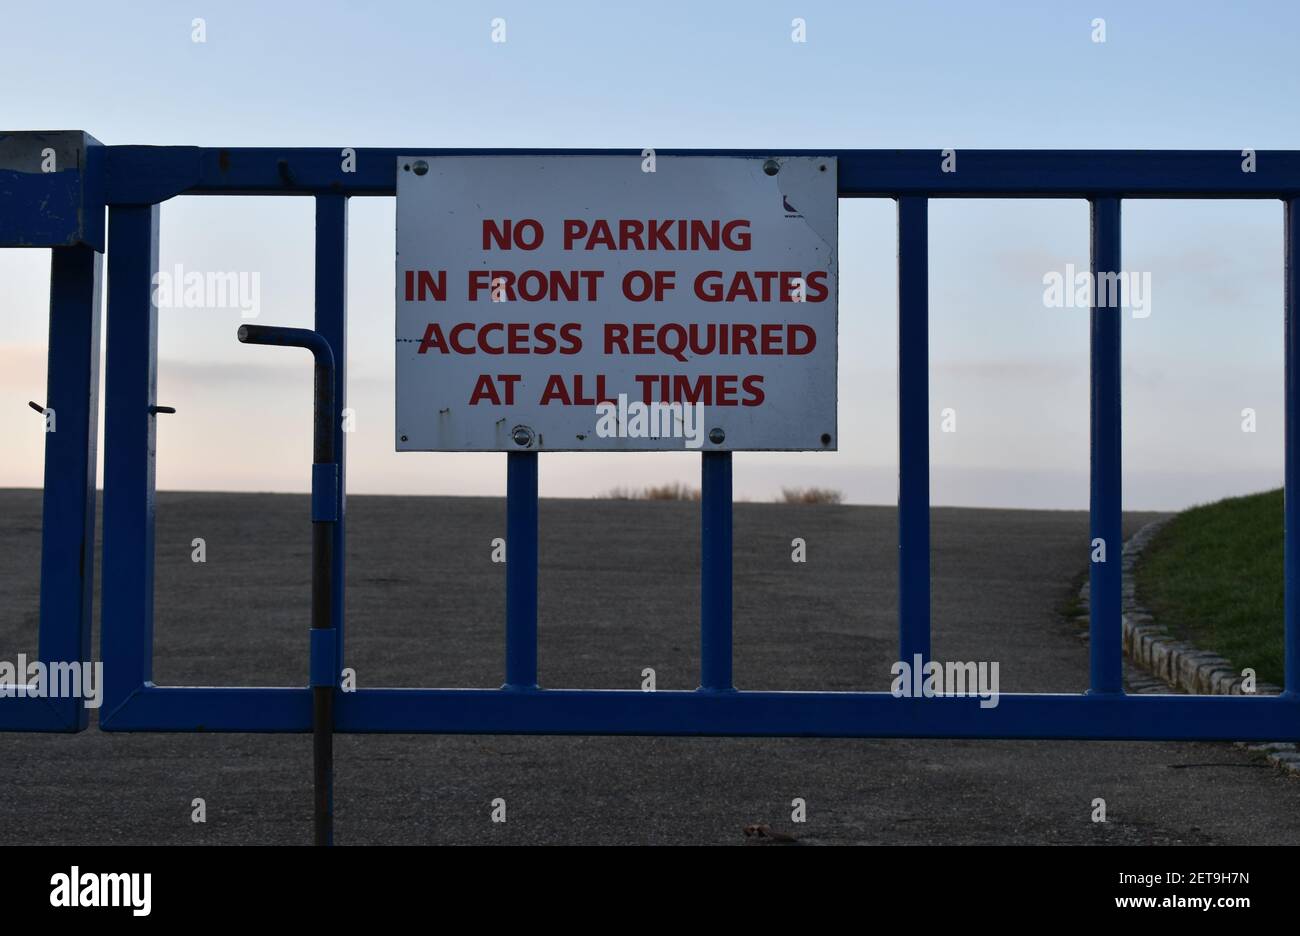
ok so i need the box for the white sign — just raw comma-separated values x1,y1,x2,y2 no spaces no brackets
395,155,837,451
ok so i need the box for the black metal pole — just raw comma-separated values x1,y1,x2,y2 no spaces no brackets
237,324,337,845
311,355,335,846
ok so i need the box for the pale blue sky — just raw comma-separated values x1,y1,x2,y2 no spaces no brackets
1,0,1295,509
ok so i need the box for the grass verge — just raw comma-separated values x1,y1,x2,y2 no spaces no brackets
1135,488,1284,687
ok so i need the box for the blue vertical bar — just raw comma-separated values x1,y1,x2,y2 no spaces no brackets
897,197,931,667
315,196,348,674
100,204,160,718
505,451,538,689
1286,198,1300,696
37,245,102,730
1089,197,1123,694
700,451,733,691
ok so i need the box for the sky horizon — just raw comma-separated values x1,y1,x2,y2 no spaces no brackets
3,0,1296,511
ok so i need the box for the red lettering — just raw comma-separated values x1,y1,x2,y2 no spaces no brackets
559,322,583,354
478,323,505,354
417,323,446,354
539,374,571,405
806,271,829,302
450,322,476,354
605,323,630,354
468,374,501,405
482,219,543,250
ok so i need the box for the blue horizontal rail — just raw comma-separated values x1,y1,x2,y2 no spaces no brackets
97,685,1300,742
104,147,1300,201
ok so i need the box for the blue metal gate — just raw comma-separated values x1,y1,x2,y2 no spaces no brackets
4,133,1299,741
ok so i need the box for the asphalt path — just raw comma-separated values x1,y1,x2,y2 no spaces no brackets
1,490,1296,845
